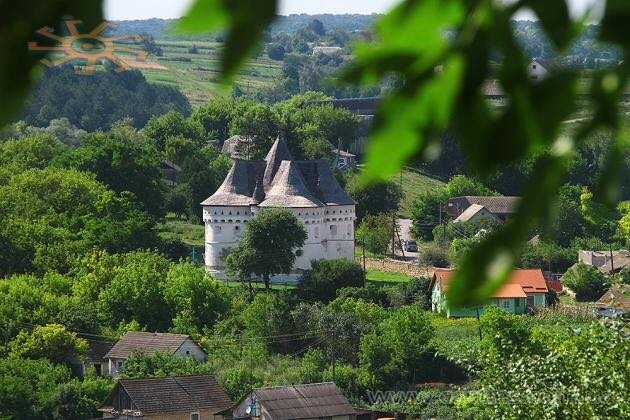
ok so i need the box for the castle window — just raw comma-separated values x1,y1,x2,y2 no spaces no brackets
234,226,240,231
330,225,337,236
314,226,319,238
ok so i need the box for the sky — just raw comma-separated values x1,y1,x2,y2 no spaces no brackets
105,0,604,21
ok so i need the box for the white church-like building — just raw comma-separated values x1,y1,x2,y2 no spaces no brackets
202,138,356,280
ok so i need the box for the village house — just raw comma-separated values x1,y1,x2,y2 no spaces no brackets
203,138,356,282
163,160,182,187
578,250,630,275
312,46,343,56
332,148,357,171
446,196,520,223
528,58,550,80
596,283,630,319
75,339,114,377
229,382,358,420
103,332,206,377
430,268,549,318
100,375,232,420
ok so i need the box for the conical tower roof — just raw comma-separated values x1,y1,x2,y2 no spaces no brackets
201,159,261,206
263,137,293,190
260,160,323,208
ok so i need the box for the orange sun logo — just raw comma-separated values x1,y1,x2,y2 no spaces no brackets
28,20,166,75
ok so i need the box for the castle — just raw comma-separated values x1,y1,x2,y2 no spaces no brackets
202,138,356,280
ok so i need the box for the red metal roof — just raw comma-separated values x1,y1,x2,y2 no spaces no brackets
432,268,548,298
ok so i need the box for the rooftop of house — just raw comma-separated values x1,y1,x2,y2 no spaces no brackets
202,138,355,208
579,250,630,273
596,284,630,311
101,375,232,416
453,204,497,223
86,339,115,363
449,196,520,216
431,268,548,299
245,382,356,420
104,332,196,360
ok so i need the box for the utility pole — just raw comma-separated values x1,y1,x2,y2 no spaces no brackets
610,244,615,273
391,213,396,259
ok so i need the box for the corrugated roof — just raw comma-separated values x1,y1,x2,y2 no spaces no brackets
104,332,191,359
254,382,356,420
110,375,232,415
432,268,547,298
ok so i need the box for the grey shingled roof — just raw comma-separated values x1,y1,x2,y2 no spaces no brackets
108,375,232,415
201,159,265,206
253,382,356,420
297,160,355,206
260,160,323,208
459,196,520,215
202,138,354,208
264,137,294,190
86,339,115,363
104,332,192,359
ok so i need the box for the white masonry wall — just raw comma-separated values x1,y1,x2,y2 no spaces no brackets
203,204,356,278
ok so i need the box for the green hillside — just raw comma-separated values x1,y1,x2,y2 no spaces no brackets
398,168,445,218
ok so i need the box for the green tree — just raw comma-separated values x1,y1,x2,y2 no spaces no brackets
48,377,113,420
619,202,630,243
226,209,307,288
0,133,66,176
228,102,279,159
191,97,239,144
241,292,291,351
0,168,158,276
347,178,403,222
164,263,231,333
360,306,434,387
0,358,72,419
9,324,88,364
97,251,172,331
563,263,610,302
144,111,205,151
121,352,213,379
60,124,166,217
356,214,393,256
298,259,365,303
267,43,286,61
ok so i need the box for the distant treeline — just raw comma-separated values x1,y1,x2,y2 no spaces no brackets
107,14,380,39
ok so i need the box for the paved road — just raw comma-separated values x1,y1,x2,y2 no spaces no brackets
397,218,420,261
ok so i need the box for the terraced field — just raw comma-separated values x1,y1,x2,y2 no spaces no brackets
116,40,282,107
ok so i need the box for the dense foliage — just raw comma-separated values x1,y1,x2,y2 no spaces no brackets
23,66,190,131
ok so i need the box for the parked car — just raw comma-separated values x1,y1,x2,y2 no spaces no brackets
404,240,418,252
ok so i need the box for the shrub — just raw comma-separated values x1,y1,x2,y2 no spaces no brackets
563,263,610,301
418,242,450,268
299,259,365,303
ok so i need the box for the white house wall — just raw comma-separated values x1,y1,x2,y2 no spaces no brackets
175,338,208,362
